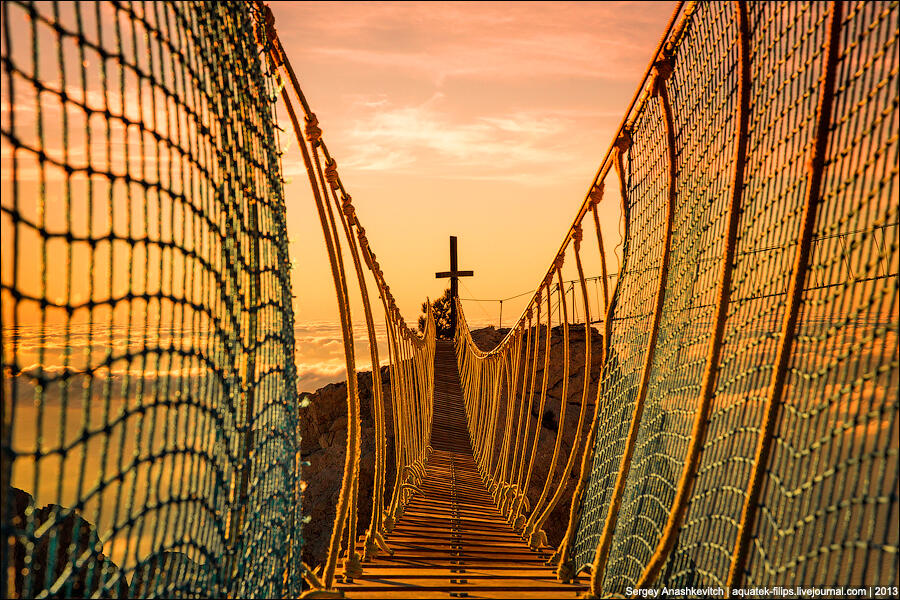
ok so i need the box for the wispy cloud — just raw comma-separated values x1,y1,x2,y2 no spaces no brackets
335,94,594,183
271,2,675,189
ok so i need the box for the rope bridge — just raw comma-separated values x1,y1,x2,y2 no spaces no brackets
1,1,897,599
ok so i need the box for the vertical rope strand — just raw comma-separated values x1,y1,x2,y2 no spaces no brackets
506,312,536,519
553,207,620,580
726,1,844,591
511,287,554,530
531,229,594,546
523,263,571,548
275,84,356,593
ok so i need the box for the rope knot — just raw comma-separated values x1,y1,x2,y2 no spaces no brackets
341,194,354,218
650,57,675,97
615,129,633,153
261,5,282,65
572,224,583,251
526,307,533,321
588,183,604,207
305,114,322,144
324,160,339,189
554,255,565,271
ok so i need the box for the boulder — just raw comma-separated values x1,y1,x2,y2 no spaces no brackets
7,487,128,599
298,367,395,568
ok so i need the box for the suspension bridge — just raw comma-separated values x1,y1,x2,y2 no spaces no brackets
1,1,897,599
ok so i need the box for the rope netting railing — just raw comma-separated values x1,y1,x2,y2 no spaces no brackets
2,2,438,598
453,0,898,597
2,1,302,598
259,6,436,597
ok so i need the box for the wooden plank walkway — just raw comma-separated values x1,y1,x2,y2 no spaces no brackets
336,341,587,599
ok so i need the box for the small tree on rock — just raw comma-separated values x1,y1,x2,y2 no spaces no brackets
418,288,453,339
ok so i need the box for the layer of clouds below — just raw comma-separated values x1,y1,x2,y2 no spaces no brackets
3,320,499,394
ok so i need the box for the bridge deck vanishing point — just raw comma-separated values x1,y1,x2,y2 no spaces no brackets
335,341,588,599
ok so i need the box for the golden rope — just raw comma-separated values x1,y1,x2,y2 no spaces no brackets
262,12,436,592
511,288,553,529
529,227,594,548
523,263,571,549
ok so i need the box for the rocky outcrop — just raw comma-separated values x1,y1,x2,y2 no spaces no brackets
7,487,129,599
298,367,395,568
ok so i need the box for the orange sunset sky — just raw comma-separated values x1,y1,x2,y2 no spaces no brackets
271,1,678,326
1,0,680,391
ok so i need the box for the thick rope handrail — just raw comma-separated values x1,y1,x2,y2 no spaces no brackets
312,131,365,593
331,191,380,578
347,223,392,561
259,6,436,595
274,62,359,596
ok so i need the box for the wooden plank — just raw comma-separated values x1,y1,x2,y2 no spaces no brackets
337,579,583,591
346,568,573,577
338,588,587,599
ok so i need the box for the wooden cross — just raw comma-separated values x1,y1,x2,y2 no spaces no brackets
435,236,474,333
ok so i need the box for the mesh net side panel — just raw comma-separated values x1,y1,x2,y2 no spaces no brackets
574,1,899,591
603,2,740,591
1,2,300,598
744,0,899,588
662,1,831,589
572,66,670,572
